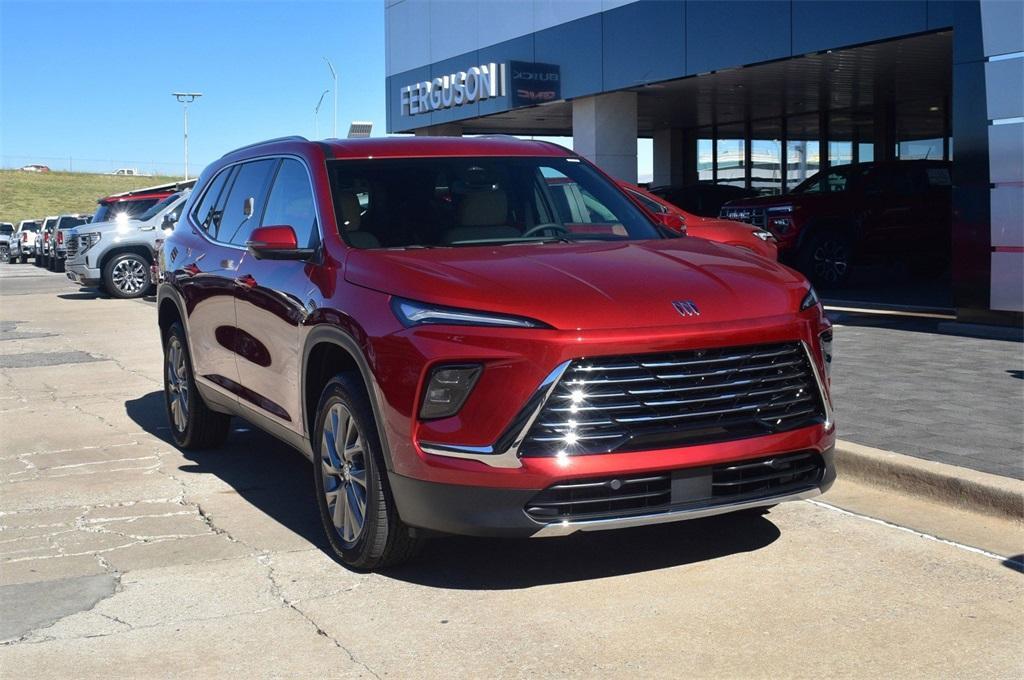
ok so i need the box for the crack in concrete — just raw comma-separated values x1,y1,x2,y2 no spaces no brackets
257,553,382,679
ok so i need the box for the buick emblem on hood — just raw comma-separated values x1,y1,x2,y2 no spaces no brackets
673,300,700,317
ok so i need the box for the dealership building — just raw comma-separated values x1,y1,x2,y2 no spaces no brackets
385,0,1023,323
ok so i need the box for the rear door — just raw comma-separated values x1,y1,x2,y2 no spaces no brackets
231,157,320,434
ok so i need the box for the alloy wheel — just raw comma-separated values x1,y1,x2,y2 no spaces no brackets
812,239,850,285
165,336,190,433
112,258,148,295
320,403,369,546
0,246,9,264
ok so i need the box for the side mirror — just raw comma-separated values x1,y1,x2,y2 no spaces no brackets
246,225,315,260
650,211,687,234
161,212,178,230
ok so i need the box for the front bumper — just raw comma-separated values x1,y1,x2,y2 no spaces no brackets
66,263,101,286
389,447,835,537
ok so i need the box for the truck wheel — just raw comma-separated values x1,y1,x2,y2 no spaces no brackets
313,374,423,570
103,253,151,299
0,246,9,264
20,254,28,264
163,322,231,449
798,231,853,287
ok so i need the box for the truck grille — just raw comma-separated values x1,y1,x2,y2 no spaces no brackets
66,236,79,257
520,342,826,457
525,451,824,523
720,206,766,227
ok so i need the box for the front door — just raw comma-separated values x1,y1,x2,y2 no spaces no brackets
230,158,321,436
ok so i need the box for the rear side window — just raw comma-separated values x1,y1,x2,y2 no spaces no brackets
217,159,278,244
257,158,319,248
192,167,236,237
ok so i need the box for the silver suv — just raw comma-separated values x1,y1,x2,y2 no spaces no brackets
66,191,189,298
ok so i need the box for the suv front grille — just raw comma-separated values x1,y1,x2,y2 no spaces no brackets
66,236,79,257
525,451,824,523
520,342,825,457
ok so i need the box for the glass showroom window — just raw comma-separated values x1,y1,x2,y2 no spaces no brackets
751,119,783,195
715,123,746,187
786,114,819,192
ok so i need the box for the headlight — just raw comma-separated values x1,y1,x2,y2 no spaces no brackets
80,232,102,254
391,298,550,329
800,286,820,311
752,229,776,242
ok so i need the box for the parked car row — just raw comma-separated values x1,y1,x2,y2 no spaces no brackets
4,180,194,297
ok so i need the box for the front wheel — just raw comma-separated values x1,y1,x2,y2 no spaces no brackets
104,252,151,299
0,246,9,264
19,254,28,264
799,231,854,287
313,374,423,570
163,322,231,449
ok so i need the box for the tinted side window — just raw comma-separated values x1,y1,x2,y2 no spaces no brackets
218,159,278,244
257,159,319,248
192,167,234,235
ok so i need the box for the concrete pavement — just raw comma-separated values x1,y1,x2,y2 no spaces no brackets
1,264,1022,679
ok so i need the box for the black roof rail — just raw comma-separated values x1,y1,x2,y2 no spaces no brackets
220,135,309,158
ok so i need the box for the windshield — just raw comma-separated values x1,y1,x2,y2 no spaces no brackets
790,166,854,194
327,156,659,249
0,225,13,235
136,192,182,222
20,222,40,232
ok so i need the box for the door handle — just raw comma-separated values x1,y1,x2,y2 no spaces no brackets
234,274,257,289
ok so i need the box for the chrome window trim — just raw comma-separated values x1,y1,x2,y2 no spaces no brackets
184,152,325,254
418,360,571,469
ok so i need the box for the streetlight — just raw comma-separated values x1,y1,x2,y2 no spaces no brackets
314,89,329,139
323,57,337,138
172,92,202,181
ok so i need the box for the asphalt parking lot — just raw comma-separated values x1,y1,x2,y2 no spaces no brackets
1,264,1022,678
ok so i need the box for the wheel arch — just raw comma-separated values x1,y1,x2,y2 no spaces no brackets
302,326,396,472
99,244,154,275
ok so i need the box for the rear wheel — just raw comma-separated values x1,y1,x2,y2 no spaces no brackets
104,252,151,299
799,231,853,287
313,374,423,570
163,322,231,449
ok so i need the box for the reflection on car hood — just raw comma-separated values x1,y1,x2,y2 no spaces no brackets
345,238,807,330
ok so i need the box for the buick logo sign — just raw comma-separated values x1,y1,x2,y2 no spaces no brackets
673,300,700,317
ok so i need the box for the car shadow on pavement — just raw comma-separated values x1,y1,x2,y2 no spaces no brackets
126,390,782,587
57,291,108,300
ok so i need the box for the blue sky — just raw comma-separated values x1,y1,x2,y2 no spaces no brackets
1,0,387,174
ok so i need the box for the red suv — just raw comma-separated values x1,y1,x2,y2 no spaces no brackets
158,136,835,569
720,160,952,286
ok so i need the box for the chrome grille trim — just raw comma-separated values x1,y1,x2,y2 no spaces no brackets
521,341,828,457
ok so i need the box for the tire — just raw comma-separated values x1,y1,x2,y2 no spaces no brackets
19,254,28,264
0,246,9,264
798,231,854,287
313,374,423,570
103,252,151,299
163,322,231,449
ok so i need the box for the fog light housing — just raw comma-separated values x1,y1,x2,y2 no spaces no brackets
819,329,833,381
419,364,482,420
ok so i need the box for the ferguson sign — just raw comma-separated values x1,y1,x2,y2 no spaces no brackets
400,63,506,116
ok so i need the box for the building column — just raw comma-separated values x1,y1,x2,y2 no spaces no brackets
653,128,685,188
572,92,637,183
413,123,463,136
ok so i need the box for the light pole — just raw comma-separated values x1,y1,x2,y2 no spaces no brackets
172,92,202,180
323,57,337,138
314,89,329,139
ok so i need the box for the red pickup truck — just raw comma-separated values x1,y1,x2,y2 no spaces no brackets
720,160,952,286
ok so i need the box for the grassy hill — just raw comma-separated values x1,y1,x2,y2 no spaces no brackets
0,170,183,223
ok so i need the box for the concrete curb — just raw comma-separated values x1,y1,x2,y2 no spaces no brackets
835,440,1024,521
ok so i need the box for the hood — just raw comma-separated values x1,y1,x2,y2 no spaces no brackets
70,217,141,235
345,239,808,331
